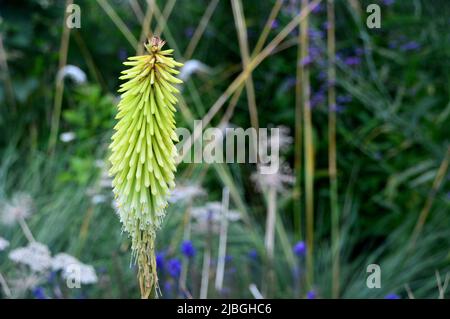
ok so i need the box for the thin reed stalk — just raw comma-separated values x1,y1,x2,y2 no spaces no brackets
184,0,220,60
409,147,450,249
300,0,315,289
231,0,259,132
48,0,73,154
293,1,304,241
215,187,230,292
200,217,212,299
0,33,16,112
327,0,340,299
96,0,138,48
155,0,176,36
137,0,155,55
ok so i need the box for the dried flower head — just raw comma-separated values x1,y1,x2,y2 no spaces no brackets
109,36,183,298
0,192,33,226
252,162,295,192
9,242,52,273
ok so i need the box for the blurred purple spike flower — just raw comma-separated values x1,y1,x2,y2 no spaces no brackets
311,91,325,108
300,55,313,67
167,258,182,278
308,28,324,40
385,293,400,299
181,240,196,258
248,249,258,260
383,0,395,6
311,3,324,14
355,47,366,56
337,95,352,104
32,287,47,299
118,48,128,62
293,241,306,257
156,252,165,271
400,41,420,52
271,19,279,29
344,56,361,66
306,290,316,299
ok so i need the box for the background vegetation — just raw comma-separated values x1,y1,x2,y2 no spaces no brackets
0,0,449,299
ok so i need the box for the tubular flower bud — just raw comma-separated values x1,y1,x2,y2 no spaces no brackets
109,37,183,298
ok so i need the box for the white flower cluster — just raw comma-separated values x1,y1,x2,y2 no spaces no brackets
52,253,98,284
7,243,97,285
8,242,52,272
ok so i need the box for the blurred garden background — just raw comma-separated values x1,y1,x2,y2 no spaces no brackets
0,0,449,299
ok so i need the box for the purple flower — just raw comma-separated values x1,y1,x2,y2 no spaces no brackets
344,56,361,66
271,19,279,29
184,27,195,38
308,28,324,40
337,95,352,104
311,91,325,108
118,48,128,61
181,240,196,258
385,293,400,299
293,241,306,257
32,287,47,299
248,249,258,260
306,290,316,299
355,47,366,56
383,0,395,6
300,55,313,66
167,258,182,278
311,3,324,14
156,252,165,271
400,41,420,51
330,104,346,113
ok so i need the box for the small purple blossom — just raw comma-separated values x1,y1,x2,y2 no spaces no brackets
385,293,400,299
400,41,421,51
156,252,165,271
300,55,313,66
330,104,346,113
311,91,326,108
32,287,47,299
383,0,395,6
248,249,258,260
181,240,196,258
306,290,316,299
311,3,324,14
344,56,361,66
167,258,182,278
293,241,306,257
118,48,128,61
337,95,352,104
271,19,279,29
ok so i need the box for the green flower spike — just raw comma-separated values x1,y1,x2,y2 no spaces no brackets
109,36,183,298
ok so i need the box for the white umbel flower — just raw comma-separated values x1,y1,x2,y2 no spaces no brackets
9,242,52,272
61,263,98,285
53,253,98,285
